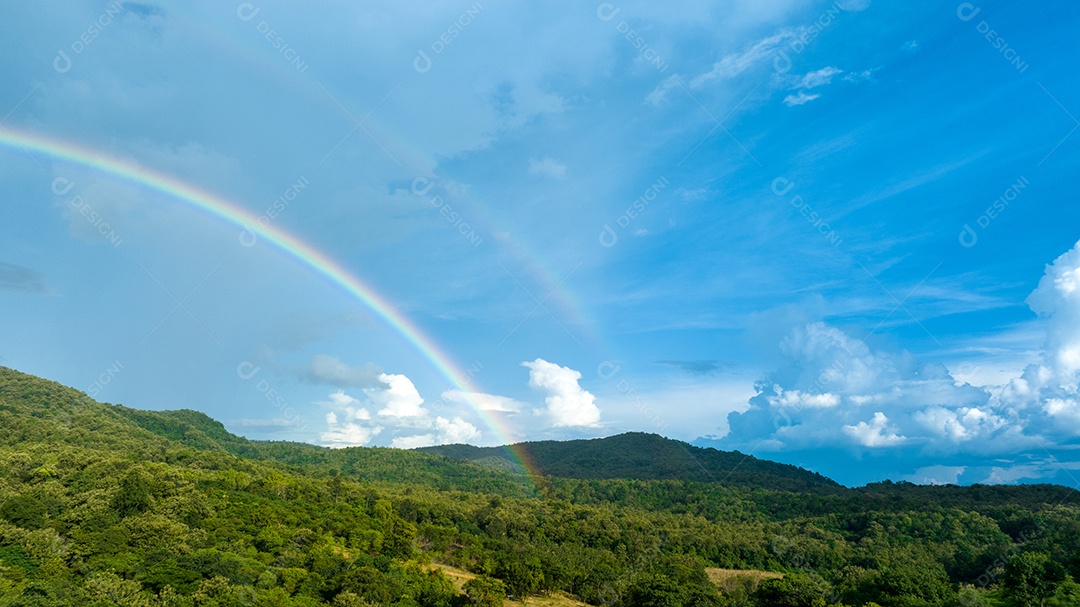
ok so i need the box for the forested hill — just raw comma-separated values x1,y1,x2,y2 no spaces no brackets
3,364,1080,607
418,433,840,491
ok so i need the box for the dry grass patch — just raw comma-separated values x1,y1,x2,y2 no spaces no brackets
425,563,589,606
706,567,784,594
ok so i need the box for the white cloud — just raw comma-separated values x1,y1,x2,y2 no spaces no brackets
724,322,1002,453
719,240,1080,479
318,389,379,447
442,390,524,412
843,411,906,447
905,465,966,485
523,358,601,427
768,389,840,409
322,419,382,447
999,239,1080,437
844,67,880,83
795,66,842,89
783,92,820,106
391,434,435,449
391,416,481,448
690,30,800,87
303,355,383,388
434,415,481,443
372,373,427,418
982,459,1080,484
645,75,682,106
528,156,567,180
913,406,1005,441
1044,398,1080,432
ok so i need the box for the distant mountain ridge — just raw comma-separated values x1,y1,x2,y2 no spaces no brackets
418,432,841,491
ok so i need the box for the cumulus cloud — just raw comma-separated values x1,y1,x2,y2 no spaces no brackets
719,239,1080,483
528,156,567,180
391,416,481,449
391,434,435,449
442,390,524,412
318,389,379,447
314,369,487,448
318,390,372,420
724,322,1002,453
998,239,1080,437
302,355,383,388
322,416,382,447
843,412,906,447
905,465,966,485
523,358,601,427
372,373,427,418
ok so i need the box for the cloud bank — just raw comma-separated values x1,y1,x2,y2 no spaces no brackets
719,240,1080,484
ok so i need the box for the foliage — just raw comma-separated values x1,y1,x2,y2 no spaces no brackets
0,365,1078,607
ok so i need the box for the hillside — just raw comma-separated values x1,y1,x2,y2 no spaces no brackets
419,433,840,491
1,365,1079,607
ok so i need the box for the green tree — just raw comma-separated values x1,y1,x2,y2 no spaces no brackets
0,496,47,530
499,556,542,603
1004,552,1066,607
624,574,683,607
751,575,826,607
463,575,506,607
111,470,151,518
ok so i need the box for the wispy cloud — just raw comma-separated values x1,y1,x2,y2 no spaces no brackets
301,355,384,388
783,91,821,106
0,261,50,293
528,156,568,180
690,30,800,88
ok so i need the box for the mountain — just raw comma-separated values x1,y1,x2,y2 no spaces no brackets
2,364,1079,607
419,432,841,491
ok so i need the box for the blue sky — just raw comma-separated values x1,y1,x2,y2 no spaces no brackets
2,0,1080,486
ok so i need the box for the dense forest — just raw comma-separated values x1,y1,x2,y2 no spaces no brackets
1,365,1078,607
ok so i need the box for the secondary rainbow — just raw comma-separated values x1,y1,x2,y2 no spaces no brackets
0,127,543,487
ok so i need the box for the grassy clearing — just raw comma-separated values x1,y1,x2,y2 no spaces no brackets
705,567,784,594
427,563,590,606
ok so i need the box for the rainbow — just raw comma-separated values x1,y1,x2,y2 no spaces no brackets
159,7,600,349
0,126,543,489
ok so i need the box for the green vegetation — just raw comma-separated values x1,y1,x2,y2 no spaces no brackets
0,366,1078,607
418,433,838,491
